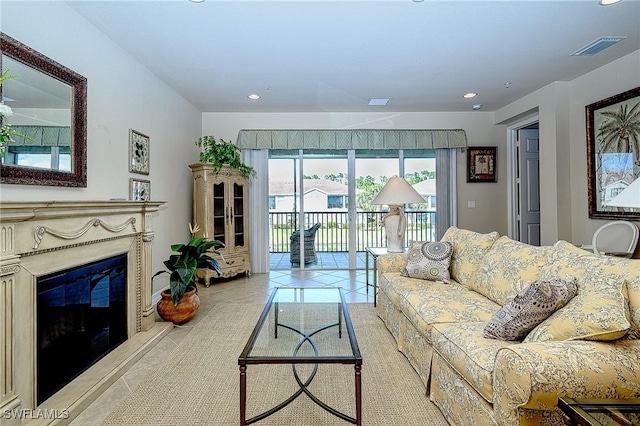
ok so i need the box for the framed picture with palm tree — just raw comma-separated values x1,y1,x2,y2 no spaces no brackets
586,86,640,219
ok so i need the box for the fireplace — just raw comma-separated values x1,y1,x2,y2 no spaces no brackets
37,253,128,404
0,201,171,425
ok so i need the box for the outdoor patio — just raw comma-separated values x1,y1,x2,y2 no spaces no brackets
270,251,368,270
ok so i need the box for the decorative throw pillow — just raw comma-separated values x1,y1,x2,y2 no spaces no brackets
484,276,578,341
401,240,454,283
524,250,632,342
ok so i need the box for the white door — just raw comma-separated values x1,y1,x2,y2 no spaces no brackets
517,128,541,245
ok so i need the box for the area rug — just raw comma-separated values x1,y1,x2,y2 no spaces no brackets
103,303,448,425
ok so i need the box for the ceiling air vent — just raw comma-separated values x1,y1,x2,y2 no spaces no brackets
571,36,626,56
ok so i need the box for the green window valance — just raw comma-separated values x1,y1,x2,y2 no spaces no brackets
236,129,467,150
8,125,71,147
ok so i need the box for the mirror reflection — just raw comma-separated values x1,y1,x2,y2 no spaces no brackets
2,55,73,171
0,31,87,187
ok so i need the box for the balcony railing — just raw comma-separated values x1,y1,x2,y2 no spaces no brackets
269,210,437,252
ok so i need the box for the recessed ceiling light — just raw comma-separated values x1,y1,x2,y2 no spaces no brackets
248,94,260,100
463,93,477,99
472,104,482,110
189,0,205,3
369,98,390,106
599,0,621,5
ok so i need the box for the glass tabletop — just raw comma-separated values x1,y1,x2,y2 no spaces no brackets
559,398,640,426
239,287,360,363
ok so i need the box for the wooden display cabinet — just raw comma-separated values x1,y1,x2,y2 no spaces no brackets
190,163,251,282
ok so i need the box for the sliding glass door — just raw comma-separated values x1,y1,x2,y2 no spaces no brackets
268,149,436,270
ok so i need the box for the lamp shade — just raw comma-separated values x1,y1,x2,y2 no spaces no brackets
605,177,640,208
371,177,425,205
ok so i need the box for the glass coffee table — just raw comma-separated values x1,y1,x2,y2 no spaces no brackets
238,287,362,425
558,397,640,425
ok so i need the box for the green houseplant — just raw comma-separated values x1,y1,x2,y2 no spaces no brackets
154,223,224,324
195,135,256,178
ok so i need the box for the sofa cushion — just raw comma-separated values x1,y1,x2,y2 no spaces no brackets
469,236,554,306
431,322,520,403
378,272,430,307
401,240,453,283
399,282,500,343
484,277,578,341
440,226,500,288
525,241,632,342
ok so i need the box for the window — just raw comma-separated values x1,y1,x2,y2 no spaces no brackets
269,196,276,210
327,195,346,209
4,146,71,172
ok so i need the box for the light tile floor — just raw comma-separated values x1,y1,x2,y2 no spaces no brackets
70,269,375,425
270,251,368,270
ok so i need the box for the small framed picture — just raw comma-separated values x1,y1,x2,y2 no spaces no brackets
467,146,497,183
130,178,151,201
129,129,150,175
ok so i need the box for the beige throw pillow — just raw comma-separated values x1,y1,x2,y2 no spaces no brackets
401,240,453,283
484,277,578,341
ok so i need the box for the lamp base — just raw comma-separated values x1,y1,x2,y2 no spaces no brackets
383,204,406,253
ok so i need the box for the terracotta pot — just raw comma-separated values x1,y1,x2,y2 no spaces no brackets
156,286,200,325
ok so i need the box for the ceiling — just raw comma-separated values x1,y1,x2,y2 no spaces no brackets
66,0,640,113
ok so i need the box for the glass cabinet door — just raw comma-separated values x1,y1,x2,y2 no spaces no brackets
233,182,245,247
212,182,226,245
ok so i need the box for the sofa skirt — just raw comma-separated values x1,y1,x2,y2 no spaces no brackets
377,288,433,390
430,352,498,426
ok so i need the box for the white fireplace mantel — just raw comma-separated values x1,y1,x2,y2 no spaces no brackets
0,201,171,425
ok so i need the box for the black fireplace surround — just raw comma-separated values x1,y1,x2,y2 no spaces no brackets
37,254,128,403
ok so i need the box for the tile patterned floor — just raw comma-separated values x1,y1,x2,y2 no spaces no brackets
270,251,368,270
69,269,375,425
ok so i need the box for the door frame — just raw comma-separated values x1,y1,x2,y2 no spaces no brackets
507,114,539,240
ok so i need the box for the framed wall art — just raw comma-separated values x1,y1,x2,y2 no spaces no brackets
130,178,151,201
129,129,150,175
586,86,640,220
467,146,497,183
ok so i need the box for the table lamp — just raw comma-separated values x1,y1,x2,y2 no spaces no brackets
371,177,425,252
605,177,640,209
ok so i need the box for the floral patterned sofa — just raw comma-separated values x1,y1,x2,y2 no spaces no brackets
376,226,640,426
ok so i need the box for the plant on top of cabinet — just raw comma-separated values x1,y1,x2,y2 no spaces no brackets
195,135,256,178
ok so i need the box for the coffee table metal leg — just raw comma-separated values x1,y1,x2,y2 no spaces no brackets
355,363,362,426
240,364,247,426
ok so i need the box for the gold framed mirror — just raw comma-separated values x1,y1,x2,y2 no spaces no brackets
1,32,87,187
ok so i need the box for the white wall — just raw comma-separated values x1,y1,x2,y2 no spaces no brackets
496,50,640,246
202,111,507,234
1,2,203,293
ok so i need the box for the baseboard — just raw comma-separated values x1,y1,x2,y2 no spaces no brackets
152,286,169,305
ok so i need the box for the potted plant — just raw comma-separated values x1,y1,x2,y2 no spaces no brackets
195,135,256,178
154,223,224,325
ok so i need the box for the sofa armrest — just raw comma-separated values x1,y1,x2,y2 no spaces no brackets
377,253,408,275
493,339,640,425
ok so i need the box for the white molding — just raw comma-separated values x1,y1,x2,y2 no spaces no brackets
152,287,168,305
506,115,539,240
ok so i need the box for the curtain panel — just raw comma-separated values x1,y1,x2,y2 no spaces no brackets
243,149,270,274
237,129,467,150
